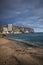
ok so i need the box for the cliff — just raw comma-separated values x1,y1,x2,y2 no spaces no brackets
0,25,34,34
13,25,34,33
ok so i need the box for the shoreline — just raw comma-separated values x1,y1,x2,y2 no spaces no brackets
4,37,43,48
0,33,43,48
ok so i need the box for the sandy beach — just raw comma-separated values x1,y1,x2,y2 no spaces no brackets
0,38,43,65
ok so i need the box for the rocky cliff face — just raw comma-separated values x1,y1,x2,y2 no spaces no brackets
1,25,34,34
13,25,34,33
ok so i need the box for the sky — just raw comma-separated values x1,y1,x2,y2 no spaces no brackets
0,0,43,32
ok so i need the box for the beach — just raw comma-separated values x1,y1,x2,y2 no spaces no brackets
0,38,43,65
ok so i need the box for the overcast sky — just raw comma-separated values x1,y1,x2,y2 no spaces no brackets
0,0,43,32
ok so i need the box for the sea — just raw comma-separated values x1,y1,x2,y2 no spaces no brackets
6,32,43,47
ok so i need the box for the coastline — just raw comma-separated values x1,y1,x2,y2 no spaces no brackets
0,37,43,65
4,36,43,48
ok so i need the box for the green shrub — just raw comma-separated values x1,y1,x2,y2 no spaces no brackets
0,26,3,33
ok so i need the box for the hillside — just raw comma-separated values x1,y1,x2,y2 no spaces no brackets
13,25,34,33
0,25,34,34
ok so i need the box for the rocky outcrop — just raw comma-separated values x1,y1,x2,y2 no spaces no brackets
13,25,34,33
0,25,34,34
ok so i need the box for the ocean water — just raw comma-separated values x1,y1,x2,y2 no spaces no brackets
6,32,43,46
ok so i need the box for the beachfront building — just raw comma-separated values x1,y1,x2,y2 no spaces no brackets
8,24,13,33
3,27,9,34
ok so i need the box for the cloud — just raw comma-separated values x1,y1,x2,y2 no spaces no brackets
34,28,43,32
0,0,43,32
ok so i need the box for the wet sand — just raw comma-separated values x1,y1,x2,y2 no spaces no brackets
0,38,43,65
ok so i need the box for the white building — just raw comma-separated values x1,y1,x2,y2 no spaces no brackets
3,27,9,34
8,24,12,31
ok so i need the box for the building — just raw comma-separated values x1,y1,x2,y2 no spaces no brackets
8,24,12,32
3,27,9,34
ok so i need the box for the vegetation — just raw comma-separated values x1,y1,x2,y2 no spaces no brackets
0,26,3,33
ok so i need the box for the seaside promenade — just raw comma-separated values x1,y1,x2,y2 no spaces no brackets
0,38,43,65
